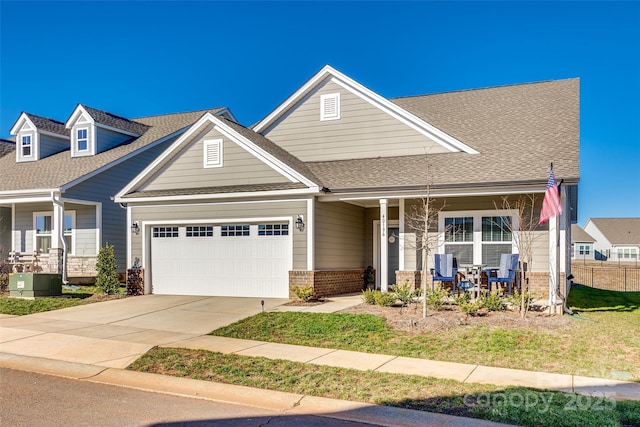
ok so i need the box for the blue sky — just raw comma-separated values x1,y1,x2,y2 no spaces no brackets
1,1,638,225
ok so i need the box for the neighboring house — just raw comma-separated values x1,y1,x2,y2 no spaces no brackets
115,65,579,299
0,139,15,158
0,106,235,281
571,224,595,261
583,218,640,262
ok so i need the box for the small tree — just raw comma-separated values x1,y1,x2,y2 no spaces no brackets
404,162,443,318
96,243,120,295
494,195,540,318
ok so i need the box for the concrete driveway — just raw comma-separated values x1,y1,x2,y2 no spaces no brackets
0,295,289,369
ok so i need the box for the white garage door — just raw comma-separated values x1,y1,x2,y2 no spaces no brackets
150,222,292,298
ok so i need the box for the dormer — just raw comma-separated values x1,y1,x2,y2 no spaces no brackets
9,113,70,163
65,104,150,158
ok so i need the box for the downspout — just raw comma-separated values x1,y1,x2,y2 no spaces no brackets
51,191,68,284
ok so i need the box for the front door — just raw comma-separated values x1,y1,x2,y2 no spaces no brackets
388,227,400,286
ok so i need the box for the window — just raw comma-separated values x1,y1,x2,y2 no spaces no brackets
440,211,516,268
444,217,473,265
204,139,223,168
22,135,32,157
221,224,249,237
258,223,289,236
153,227,179,238
77,128,88,151
320,93,341,121
578,245,590,256
34,212,74,254
481,216,512,266
186,225,213,237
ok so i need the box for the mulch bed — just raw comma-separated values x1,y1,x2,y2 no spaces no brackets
338,302,572,333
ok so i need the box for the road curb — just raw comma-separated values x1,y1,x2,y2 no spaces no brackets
0,352,510,426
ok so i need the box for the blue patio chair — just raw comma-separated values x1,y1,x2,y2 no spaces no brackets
429,254,458,290
485,253,519,294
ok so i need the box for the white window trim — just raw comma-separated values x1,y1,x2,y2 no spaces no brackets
21,134,33,157
76,127,89,152
320,93,341,121
33,210,76,255
438,209,519,265
203,138,223,168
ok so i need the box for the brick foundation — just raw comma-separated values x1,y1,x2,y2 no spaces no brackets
394,271,422,290
289,270,365,298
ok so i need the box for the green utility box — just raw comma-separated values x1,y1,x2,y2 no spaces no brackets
9,273,63,298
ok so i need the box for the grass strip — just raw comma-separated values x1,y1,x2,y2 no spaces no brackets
211,286,640,379
128,347,640,427
0,285,122,315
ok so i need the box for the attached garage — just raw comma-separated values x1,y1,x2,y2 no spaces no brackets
150,222,292,298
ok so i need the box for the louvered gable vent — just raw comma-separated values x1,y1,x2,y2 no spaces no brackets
320,93,341,121
204,139,223,168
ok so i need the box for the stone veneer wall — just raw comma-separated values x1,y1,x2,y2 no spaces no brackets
289,270,365,298
67,256,98,277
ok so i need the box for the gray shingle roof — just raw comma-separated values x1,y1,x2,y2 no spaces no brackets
0,139,15,158
307,79,580,192
589,218,640,245
0,108,226,192
24,113,70,137
81,105,150,135
571,224,596,243
122,182,308,199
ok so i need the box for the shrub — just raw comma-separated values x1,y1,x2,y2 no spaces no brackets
480,290,505,311
425,284,449,311
95,243,120,295
374,291,398,307
393,280,413,307
361,288,377,305
459,299,482,318
291,285,315,302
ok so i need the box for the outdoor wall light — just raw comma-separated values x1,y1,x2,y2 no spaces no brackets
131,221,140,235
295,215,305,232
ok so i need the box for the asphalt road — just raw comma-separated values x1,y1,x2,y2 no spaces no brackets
0,368,375,427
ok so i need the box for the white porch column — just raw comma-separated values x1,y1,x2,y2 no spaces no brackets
399,199,405,271
380,199,388,292
548,217,559,307
307,197,314,271
51,195,64,250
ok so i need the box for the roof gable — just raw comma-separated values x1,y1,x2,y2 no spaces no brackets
115,114,320,201
65,104,150,136
10,112,70,137
253,65,477,156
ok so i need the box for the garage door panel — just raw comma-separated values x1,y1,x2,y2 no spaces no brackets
151,224,291,298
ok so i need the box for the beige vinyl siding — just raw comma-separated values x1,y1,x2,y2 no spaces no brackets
64,137,177,268
96,127,131,153
263,79,449,162
141,127,289,192
314,201,366,269
130,199,308,270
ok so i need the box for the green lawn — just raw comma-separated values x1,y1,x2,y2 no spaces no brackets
0,285,124,315
211,285,640,380
129,347,640,427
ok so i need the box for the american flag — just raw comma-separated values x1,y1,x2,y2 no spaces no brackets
539,165,562,224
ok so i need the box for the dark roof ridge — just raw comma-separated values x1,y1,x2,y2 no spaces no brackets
24,112,66,126
81,104,150,127
133,107,226,120
391,77,580,100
